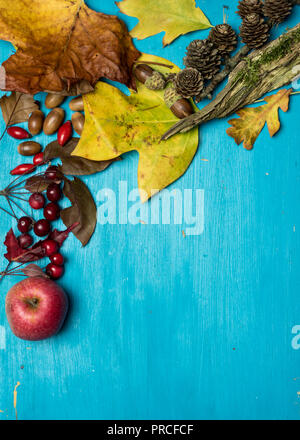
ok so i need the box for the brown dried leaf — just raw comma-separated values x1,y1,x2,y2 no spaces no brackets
25,175,56,193
0,0,140,95
44,139,116,176
21,264,49,279
61,177,96,246
0,92,39,125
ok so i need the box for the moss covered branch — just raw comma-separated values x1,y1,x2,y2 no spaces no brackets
162,23,300,140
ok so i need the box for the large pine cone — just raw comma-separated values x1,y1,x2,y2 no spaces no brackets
263,0,292,25
174,68,204,99
208,24,238,56
237,0,264,18
183,39,221,81
240,13,270,49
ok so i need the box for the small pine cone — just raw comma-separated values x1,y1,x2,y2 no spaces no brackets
174,68,204,99
208,24,238,56
263,0,292,25
144,71,166,90
240,13,270,49
183,39,221,81
237,0,264,18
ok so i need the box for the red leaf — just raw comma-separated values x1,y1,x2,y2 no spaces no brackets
48,222,79,247
4,229,26,261
4,229,45,263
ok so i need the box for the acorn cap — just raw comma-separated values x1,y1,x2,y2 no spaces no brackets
144,71,166,90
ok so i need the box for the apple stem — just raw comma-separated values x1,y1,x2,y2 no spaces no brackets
26,298,39,308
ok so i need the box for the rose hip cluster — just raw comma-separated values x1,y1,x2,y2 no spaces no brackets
16,165,65,280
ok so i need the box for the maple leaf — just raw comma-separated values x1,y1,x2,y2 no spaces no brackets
117,0,212,46
227,89,292,150
0,0,140,95
71,54,199,202
0,92,39,126
4,229,45,263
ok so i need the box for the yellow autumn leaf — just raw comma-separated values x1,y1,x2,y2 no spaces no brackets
227,89,292,150
72,54,199,202
117,0,212,46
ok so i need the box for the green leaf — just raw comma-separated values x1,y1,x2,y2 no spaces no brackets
117,0,212,46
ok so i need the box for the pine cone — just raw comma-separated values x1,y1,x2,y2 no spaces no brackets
237,0,263,18
144,71,166,90
208,24,238,56
174,68,204,99
240,13,270,49
183,39,221,81
263,0,292,25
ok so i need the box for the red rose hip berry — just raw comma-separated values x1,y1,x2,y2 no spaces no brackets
18,233,33,249
7,126,31,140
46,263,64,280
50,253,64,266
44,202,60,221
42,239,59,257
46,183,61,202
34,219,51,237
33,152,44,166
17,216,33,233
10,164,35,175
29,192,45,209
57,121,72,146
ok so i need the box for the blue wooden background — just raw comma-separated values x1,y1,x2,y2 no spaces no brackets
0,0,299,420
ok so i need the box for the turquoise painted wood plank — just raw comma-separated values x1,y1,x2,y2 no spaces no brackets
0,0,300,420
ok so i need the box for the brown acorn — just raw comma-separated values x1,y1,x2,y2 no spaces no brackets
28,110,44,135
17,141,42,156
71,112,85,135
69,96,84,111
45,93,65,109
164,86,194,119
43,108,65,135
134,64,154,83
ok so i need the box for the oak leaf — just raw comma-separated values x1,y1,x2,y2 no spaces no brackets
0,92,39,125
71,54,199,202
117,0,212,46
227,89,292,150
0,0,140,95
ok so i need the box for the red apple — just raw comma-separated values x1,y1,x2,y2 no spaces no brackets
5,276,68,341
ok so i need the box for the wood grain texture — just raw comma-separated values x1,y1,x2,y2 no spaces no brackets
0,0,300,420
